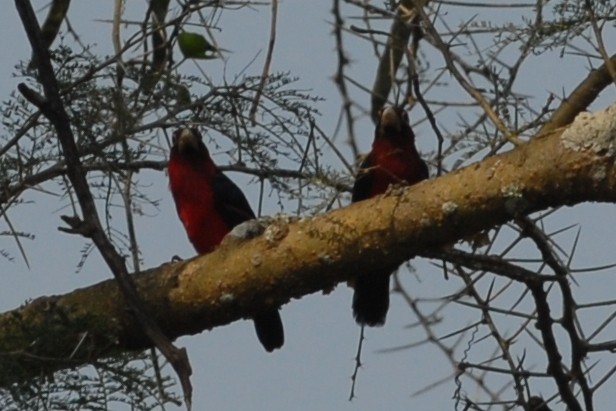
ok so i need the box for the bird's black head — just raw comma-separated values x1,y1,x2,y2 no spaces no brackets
376,106,414,141
171,127,209,158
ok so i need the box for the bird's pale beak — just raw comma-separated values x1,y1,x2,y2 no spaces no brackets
175,128,201,153
379,106,402,133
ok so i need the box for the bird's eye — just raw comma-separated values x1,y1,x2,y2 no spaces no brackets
172,130,180,144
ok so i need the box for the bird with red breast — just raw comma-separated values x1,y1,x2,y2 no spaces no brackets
351,106,429,326
168,127,284,352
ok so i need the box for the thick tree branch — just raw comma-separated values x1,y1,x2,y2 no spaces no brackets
1,102,616,387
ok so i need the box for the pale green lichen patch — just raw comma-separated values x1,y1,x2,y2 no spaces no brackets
262,213,296,244
420,216,432,227
592,164,607,182
441,201,458,214
501,182,523,198
383,184,409,198
486,159,502,180
250,254,263,267
220,293,235,303
560,103,616,156
264,223,289,244
318,252,333,264
501,183,528,214
227,219,264,240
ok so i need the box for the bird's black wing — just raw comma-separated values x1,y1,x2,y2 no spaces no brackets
351,154,375,203
212,169,256,229
419,158,429,180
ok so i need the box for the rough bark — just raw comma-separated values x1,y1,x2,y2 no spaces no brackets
1,102,616,387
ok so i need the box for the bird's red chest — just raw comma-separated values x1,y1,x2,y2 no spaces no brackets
369,141,424,195
168,157,230,254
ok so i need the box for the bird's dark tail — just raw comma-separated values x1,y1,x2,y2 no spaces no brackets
352,272,390,327
253,308,284,352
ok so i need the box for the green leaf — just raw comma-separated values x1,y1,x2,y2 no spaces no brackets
177,32,217,59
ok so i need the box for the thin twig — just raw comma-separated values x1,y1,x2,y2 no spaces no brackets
249,0,278,126
348,325,365,401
